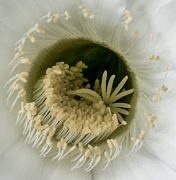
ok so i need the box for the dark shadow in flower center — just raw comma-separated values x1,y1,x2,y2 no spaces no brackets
27,38,132,99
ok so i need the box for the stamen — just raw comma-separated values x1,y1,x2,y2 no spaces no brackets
152,95,161,102
64,11,71,20
129,130,145,154
79,6,95,19
145,113,157,128
131,30,139,35
147,54,160,62
159,85,168,92
124,10,133,31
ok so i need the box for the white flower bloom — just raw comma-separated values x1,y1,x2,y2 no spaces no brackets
0,0,176,179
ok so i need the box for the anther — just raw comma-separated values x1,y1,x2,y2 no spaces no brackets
159,85,168,92
152,95,161,102
15,52,20,59
29,35,35,43
121,120,127,125
85,149,92,158
64,11,71,20
34,23,45,34
148,54,160,62
131,30,139,35
94,146,101,155
89,14,95,19
139,130,145,141
111,139,119,148
19,45,24,53
79,143,84,153
18,88,26,97
104,151,110,159
107,139,113,149
124,10,132,31
20,58,31,64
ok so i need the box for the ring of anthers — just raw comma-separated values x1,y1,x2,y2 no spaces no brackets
16,59,134,170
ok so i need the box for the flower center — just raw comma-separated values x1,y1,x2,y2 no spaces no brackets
24,39,133,143
26,39,133,102
33,61,133,145
13,38,134,169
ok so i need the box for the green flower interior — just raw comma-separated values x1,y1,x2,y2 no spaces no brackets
26,38,133,106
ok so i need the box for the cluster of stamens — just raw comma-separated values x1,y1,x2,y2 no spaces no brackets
79,6,95,19
24,23,45,44
6,72,28,109
14,60,133,170
152,85,168,102
46,11,71,23
145,113,157,129
31,61,133,145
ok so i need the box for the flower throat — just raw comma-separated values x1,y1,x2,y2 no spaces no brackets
15,38,134,147
14,38,134,170
26,39,133,103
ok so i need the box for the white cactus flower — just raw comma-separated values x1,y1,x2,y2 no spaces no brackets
0,0,176,179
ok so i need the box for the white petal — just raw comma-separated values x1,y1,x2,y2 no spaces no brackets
36,0,82,15
129,150,176,180
0,24,22,155
0,138,86,180
150,0,176,68
49,159,92,180
126,0,173,23
0,92,21,155
144,134,176,173
143,86,176,172
93,156,138,180
93,150,176,180
0,0,45,35
0,0,83,37
0,138,45,180
157,77,176,134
